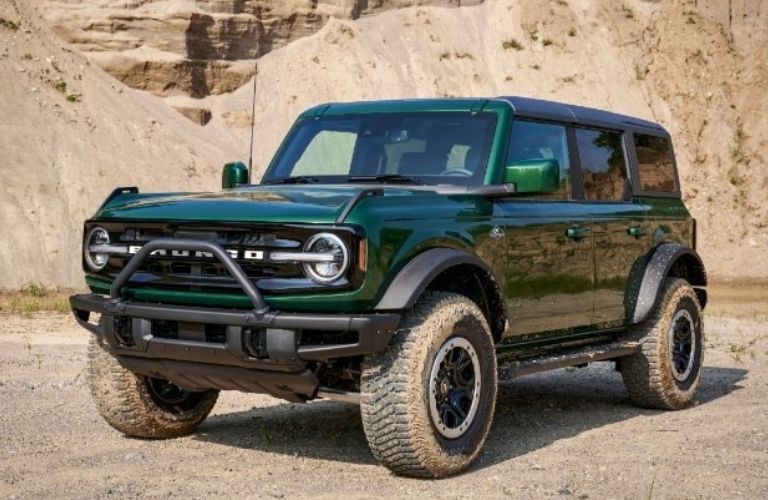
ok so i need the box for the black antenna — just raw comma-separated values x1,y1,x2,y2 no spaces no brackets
247,62,258,184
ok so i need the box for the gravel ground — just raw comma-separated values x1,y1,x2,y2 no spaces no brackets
1,289,766,499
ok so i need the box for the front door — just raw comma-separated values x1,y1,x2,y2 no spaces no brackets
501,202,595,336
500,120,594,337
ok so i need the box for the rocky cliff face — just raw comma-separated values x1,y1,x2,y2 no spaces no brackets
0,0,240,288
43,0,482,97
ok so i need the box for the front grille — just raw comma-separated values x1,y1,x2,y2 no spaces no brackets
86,221,362,296
111,224,303,281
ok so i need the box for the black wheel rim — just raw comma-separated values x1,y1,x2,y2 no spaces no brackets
147,377,198,409
429,337,481,439
668,309,696,381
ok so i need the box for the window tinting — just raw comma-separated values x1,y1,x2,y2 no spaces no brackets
506,120,571,200
575,128,628,201
634,134,677,192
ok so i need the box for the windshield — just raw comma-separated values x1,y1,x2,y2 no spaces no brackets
264,112,497,186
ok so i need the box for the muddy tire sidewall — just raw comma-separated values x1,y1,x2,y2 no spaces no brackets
361,292,497,478
621,278,704,410
86,336,218,439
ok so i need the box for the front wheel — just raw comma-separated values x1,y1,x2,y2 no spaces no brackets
621,278,704,410
360,293,497,478
86,337,219,438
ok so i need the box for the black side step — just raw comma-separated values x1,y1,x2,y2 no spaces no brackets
498,341,640,380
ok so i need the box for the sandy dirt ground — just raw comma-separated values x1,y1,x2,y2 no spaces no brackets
1,286,766,499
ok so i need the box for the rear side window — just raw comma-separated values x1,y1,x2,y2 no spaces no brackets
634,134,677,192
575,128,628,201
506,120,571,200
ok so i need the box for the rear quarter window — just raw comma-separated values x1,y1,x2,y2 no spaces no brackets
634,133,678,192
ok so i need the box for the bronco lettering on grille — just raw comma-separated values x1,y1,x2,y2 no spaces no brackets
127,245,264,261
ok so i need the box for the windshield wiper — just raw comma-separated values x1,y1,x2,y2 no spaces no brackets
263,176,320,185
347,174,425,185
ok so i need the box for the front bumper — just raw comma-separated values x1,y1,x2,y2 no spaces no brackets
71,293,399,401
71,238,399,402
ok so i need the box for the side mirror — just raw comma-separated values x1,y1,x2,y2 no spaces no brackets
502,159,559,194
221,161,249,189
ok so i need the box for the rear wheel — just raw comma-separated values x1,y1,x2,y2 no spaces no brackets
621,278,704,410
86,337,219,438
360,293,497,478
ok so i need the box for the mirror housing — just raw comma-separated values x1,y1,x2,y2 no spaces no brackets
503,159,560,194
222,161,249,189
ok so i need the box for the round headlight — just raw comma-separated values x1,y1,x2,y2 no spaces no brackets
84,226,110,271
302,233,349,284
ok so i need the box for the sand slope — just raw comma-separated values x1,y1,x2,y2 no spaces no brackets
0,0,237,288
207,1,768,280
2,0,767,287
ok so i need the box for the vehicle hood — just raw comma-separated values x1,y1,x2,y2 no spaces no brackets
94,184,486,224
96,185,371,224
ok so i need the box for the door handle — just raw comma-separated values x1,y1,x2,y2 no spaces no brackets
566,226,590,239
627,225,648,238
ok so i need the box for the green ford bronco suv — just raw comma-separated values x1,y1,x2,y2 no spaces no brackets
71,97,706,478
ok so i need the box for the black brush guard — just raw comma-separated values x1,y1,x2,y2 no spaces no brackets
70,239,400,402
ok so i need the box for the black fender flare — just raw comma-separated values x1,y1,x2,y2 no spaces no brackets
628,242,707,324
374,248,497,310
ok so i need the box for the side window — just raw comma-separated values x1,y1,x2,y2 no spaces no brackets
634,133,677,192
575,128,628,201
506,120,571,200
293,130,356,175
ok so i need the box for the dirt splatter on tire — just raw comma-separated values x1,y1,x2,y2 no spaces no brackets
621,278,704,410
86,337,218,438
360,292,497,478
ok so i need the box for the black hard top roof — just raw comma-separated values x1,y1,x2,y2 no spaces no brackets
496,95,667,134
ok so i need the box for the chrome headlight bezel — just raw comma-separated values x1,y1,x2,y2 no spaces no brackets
84,226,110,271
301,232,349,284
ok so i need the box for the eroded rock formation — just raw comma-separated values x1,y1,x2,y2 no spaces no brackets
43,0,482,97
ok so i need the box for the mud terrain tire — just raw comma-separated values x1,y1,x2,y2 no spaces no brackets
621,278,704,410
360,292,497,478
86,337,219,438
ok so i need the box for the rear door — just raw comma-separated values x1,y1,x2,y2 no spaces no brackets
572,127,649,329
500,120,595,336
